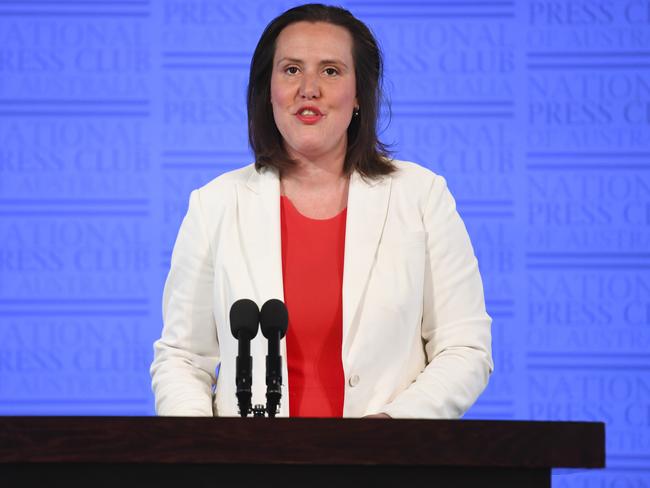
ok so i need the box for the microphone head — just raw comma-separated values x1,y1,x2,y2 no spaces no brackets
260,299,289,339
229,299,260,340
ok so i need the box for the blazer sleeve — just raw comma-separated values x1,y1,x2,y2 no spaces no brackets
150,189,220,416
382,174,494,419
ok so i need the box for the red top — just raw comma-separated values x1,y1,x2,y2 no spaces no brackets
280,195,346,417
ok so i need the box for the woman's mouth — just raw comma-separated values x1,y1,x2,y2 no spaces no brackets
295,106,323,124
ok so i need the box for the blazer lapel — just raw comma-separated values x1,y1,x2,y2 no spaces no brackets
342,172,392,359
236,166,284,304
234,165,391,414
236,166,289,416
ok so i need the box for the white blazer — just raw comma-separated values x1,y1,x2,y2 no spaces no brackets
150,160,493,418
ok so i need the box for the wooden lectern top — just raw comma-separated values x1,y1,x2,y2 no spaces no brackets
0,416,604,469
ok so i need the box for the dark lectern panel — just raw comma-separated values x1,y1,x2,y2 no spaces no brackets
2,463,551,488
0,417,605,469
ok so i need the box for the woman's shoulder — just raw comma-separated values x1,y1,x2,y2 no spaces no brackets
198,162,257,193
190,162,263,206
179,163,260,220
384,159,456,215
389,159,444,190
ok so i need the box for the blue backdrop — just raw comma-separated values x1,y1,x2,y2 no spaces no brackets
0,0,649,485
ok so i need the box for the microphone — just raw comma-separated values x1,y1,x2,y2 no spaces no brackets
229,299,260,418
260,299,289,418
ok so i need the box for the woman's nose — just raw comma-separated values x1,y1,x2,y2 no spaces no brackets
299,72,320,99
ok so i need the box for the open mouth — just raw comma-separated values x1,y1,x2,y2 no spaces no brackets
295,106,323,124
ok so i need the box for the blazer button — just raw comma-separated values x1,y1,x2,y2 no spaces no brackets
348,375,360,387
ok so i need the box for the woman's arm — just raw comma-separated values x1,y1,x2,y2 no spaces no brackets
382,174,494,419
150,189,221,416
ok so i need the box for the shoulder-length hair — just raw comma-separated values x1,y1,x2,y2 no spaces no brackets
247,3,395,178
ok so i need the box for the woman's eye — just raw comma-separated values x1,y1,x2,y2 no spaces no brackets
324,67,338,76
285,66,299,75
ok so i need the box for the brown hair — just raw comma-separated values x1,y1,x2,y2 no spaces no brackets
247,3,395,178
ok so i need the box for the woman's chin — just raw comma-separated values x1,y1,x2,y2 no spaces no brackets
287,140,345,162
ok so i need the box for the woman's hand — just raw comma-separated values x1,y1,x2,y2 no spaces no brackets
362,413,391,419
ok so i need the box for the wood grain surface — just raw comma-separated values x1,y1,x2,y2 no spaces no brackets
0,417,605,469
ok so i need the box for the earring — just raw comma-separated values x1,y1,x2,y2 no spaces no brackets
353,107,360,117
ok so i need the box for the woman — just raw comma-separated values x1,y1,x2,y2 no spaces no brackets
150,4,493,418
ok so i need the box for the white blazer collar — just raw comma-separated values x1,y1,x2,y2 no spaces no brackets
237,165,392,356
341,171,392,357
237,166,284,305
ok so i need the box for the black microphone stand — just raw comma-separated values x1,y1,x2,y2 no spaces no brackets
265,328,282,418
229,299,260,418
235,332,253,418
260,299,289,418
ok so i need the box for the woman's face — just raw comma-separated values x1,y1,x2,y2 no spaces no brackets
270,21,358,163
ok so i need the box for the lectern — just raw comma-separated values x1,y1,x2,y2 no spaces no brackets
0,417,604,488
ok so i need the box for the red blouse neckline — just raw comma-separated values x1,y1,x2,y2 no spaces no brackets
281,195,347,221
